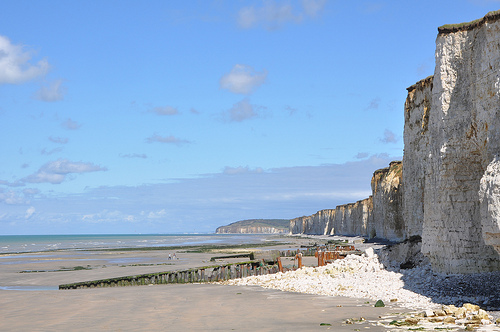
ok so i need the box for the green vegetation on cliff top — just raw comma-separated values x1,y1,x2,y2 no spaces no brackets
438,9,500,33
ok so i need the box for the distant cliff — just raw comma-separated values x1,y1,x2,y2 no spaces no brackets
290,10,500,274
216,219,289,234
290,161,402,241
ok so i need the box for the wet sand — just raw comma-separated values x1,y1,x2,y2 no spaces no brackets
0,237,409,331
0,283,406,331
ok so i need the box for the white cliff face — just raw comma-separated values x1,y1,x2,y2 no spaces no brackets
370,162,404,241
290,163,401,242
290,11,500,274
334,198,372,237
290,209,336,235
403,77,432,238
420,17,500,273
480,157,500,254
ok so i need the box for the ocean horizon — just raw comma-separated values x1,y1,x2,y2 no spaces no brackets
0,233,280,255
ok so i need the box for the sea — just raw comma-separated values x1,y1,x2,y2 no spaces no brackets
0,233,281,255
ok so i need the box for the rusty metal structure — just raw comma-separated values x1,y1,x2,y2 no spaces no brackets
315,245,363,266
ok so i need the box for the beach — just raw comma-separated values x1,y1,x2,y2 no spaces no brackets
0,234,409,331
1,284,405,331
1,234,499,331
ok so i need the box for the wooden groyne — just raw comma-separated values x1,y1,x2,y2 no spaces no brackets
59,261,279,290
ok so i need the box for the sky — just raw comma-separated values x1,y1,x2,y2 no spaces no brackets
1,0,499,235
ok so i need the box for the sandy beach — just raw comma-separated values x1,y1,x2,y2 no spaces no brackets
1,284,405,331
0,235,413,331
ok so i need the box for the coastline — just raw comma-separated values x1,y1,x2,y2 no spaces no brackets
0,234,408,331
1,234,498,331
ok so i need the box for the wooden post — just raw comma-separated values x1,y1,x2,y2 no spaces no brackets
317,251,323,266
277,257,283,272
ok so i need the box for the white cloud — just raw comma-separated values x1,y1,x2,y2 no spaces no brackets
0,35,50,84
237,0,325,30
366,97,380,110
355,152,369,159
220,64,267,94
238,2,301,29
41,147,63,155
0,190,29,205
223,166,264,175
48,136,68,144
147,209,167,219
150,106,179,116
23,188,40,196
23,159,107,184
1,154,401,234
237,6,259,29
0,179,24,187
81,210,129,224
224,99,259,122
120,153,147,159
25,206,35,219
35,79,66,102
61,118,82,130
381,129,397,143
302,0,327,17
146,134,191,145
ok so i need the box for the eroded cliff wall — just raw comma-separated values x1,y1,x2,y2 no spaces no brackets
333,198,372,237
216,226,288,234
371,161,404,241
290,209,335,235
291,11,500,274
417,13,500,273
290,162,402,241
403,76,433,239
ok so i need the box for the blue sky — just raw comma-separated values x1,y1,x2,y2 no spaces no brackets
1,0,499,234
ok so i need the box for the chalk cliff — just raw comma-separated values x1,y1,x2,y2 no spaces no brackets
289,209,335,235
216,219,289,234
403,76,433,239
371,161,404,240
291,10,500,274
290,161,403,241
414,11,500,273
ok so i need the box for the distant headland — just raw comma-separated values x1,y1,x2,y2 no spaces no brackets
215,219,289,234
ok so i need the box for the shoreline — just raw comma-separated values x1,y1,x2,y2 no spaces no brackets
0,234,407,331
1,234,499,330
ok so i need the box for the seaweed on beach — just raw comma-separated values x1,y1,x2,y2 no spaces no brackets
19,265,92,273
92,241,287,253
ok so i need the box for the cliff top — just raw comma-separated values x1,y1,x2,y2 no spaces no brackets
438,9,500,34
407,75,433,92
217,219,290,229
373,161,402,177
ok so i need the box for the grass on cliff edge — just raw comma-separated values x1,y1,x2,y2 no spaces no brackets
438,9,500,32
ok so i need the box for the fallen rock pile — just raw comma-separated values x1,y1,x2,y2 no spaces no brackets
221,248,500,331
380,303,500,331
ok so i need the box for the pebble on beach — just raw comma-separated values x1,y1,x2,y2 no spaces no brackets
221,249,500,330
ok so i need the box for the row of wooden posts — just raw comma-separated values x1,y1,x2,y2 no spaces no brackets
59,262,279,290
59,246,362,290
316,245,360,266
